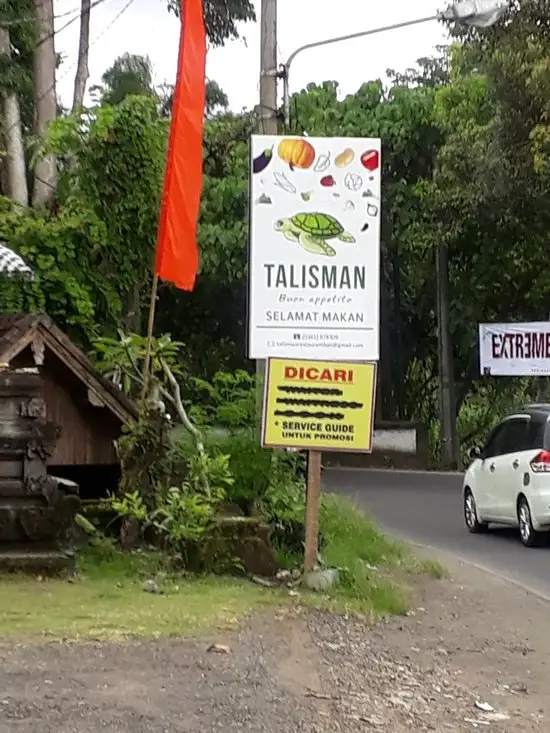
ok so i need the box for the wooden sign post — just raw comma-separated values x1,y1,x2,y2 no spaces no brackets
304,450,322,571
261,358,377,573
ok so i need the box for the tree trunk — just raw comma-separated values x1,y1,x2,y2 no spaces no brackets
32,0,57,207
72,0,91,112
0,25,29,206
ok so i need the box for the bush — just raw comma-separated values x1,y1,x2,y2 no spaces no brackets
173,426,304,514
208,429,273,510
186,370,256,428
110,450,233,560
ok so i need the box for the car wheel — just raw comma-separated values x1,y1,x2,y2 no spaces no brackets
517,496,545,548
464,489,488,533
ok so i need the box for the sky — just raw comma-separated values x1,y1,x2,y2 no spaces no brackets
53,0,449,111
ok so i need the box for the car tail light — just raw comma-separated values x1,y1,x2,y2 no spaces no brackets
530,450,550,473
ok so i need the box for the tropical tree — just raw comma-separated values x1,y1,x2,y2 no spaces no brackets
166,0,255,46
92,54,156,106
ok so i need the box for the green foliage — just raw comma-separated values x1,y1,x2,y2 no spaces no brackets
0,201,116,343
0,0,35,137
94,331,186,398
262,479,306,524
111,449,232,552
93,53,156,106
117,406,173,511
208,430,276,508
166,0,255,47
110,490,149,523
0,94,167,343
151,488,220,543
185,451,234,497
48,96,167,330
175,425,302,513
187,370,255,427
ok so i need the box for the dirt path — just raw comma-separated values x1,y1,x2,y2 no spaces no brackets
1,555,549,732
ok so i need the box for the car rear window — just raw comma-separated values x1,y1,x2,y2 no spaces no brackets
524,419,545,450
498,419,528,455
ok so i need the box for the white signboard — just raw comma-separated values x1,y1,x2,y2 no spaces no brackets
248,135,381,361
479,322,550,376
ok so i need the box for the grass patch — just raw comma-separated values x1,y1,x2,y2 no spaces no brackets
414,557,448,580
300,494,445,616
0,541,284,642
0,496,444,641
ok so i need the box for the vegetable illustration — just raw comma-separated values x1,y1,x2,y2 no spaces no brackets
253,147,273,173
301,191,312,201
335,148,355,168
344,172,362,191
344,200,355,211
314,153,331,172
274,212,355,257
320,175,335,187
273,171,296,194
367,202,379,217
278,138,316,171
256,193,272,204
362,188,376,198
360,149,380,171
361,223,370,232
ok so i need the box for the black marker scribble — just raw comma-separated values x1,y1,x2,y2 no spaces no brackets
274,410,345,420
276,398,364,409
277,386,344,396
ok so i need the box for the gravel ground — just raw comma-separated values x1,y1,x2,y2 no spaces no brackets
1,555,549,732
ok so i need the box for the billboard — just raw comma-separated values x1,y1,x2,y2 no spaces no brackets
248,135,381,361
261,358,377,452
479,322,550,376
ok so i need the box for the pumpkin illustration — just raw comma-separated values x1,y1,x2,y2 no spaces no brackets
277,138,316,171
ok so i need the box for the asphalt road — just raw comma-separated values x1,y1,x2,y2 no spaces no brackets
323,468,550,600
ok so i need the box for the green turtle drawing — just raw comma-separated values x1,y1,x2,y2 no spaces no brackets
274,212,355,256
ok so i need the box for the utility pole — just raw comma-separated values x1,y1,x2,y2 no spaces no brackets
255,0,278,421
258,0,278,135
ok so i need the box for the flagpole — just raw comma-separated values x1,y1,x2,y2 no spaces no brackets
139,0,206,408
140,273,159,406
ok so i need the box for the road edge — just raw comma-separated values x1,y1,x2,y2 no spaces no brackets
400,534,550,603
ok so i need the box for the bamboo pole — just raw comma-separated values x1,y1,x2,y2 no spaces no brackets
140,273,159,407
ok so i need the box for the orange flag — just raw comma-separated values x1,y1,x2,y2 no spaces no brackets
155,0,206,291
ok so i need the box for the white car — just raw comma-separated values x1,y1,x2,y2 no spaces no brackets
463,405,550,547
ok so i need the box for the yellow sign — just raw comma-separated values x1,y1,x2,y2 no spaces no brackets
262,358,377,452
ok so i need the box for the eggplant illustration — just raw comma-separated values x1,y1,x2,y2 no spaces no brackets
253,147,273,174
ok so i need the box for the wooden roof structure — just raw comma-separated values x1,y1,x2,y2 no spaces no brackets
0,313,138,424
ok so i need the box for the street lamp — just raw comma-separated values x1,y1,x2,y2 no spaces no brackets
279,0,510,128
276,0,510,469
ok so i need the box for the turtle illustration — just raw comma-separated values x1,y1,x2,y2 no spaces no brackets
274,212,355,256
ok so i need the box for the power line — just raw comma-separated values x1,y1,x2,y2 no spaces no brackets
39,0,113,48
1,0,110,29
3,0,136,139
56,0,136,86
